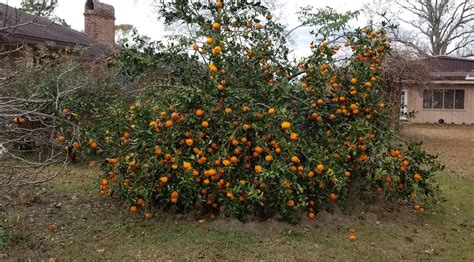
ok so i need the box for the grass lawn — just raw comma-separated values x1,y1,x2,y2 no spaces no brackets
1,124,473,261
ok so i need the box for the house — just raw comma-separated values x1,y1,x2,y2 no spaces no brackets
402,56,474,124
0,0,116,59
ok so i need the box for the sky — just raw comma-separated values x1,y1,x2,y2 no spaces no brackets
1,0,367,58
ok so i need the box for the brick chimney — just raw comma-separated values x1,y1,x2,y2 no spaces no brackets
84,0,115,46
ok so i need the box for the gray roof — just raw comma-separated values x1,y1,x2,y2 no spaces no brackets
0,3,93,47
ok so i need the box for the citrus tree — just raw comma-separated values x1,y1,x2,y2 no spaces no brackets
80,0,442,222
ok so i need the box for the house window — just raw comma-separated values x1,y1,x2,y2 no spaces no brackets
455,90,465,109
422,89,465,110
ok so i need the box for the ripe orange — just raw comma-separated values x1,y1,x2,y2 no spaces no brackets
193,44,199,51
209,63,218,73
351,78,358,84
171,191,179,199
57,135,65,143
206,38,213,45
287,200,295,208
195,109,205,117
291,156,300,163
329,193,337,201
349,235,357,241
73,142,81,149
255,165,263,173
201,121,209,128
265,155,273,162
256,23,264,30
185,139,193,146
212,46,222,56
89,141,97,149
230,156,239,164
413,173,422,181
212,22,221,30
308,212,315,220
130,206,138,213
290,132,298,141
226,192,234,199
268,107,276,114
281,121,291,130
216,0,223,8
160,176,168,184
165,120,173,128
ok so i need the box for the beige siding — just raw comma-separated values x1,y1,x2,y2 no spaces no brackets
406,85,474,124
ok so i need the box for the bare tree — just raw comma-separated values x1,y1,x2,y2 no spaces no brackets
366,0,474,57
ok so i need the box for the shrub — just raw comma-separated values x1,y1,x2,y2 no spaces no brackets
81,1,442,222
0,46,122,200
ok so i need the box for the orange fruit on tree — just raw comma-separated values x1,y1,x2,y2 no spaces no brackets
201,121,209,128
89,141,98,149
195,109,205,117
73,142,81,149
281,121,291,130
130,206,138,213
255,165,263,173
291,156,300,163
308,212,315,220
413,173,422,181
193,44,199,51
287,200,295,208
185,139,193,146
290,132,298,141
171,191,179,199
226,192,234,199
57,135,65,143
212,22,221,30
165,120,173,128
329,193,337,201
160,176,168,184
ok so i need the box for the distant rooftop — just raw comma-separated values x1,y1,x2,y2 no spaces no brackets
0,3,116,57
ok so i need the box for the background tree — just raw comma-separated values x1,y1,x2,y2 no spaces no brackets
115,24,137,45
20,0,69,26
366,0,474,57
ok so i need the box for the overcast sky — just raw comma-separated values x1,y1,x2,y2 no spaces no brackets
1,0,367,58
